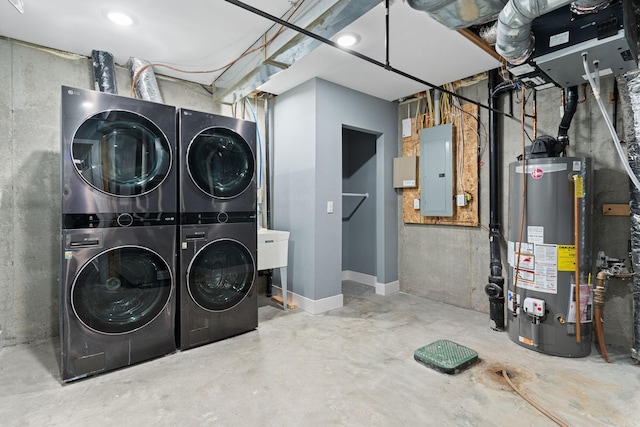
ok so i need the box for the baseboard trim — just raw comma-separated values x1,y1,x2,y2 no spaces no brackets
341,271,399,296
375,280,399,296
271,287,344,314
341,270,376,286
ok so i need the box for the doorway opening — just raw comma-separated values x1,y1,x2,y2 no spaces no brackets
342,127,377,300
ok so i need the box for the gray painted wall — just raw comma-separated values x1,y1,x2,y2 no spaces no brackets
398,75,634,350
0,38,236,346
272,78,398,302
342,128,377,276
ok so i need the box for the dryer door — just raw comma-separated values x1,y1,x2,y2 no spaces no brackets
187,239,255,311
71,246,173,334
187,127,255,199
71,110,172,197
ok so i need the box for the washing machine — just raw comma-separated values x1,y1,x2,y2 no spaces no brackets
178,222,257,350
61,86,177,219
60,86,178,381
178,108,256,220
60,226,177,382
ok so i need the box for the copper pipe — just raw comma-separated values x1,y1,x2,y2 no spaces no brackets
593,271,611,363
573,175,581,343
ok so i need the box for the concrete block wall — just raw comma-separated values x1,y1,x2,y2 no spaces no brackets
398,75,634,350
0,38,234,346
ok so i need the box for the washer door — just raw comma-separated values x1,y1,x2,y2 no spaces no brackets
72,246,173,334
187,239,255,311
71,110,172,197
187,127,254,199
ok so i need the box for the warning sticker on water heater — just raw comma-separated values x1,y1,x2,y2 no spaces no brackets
558,245,576,271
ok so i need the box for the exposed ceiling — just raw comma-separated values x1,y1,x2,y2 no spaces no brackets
0,0,501,102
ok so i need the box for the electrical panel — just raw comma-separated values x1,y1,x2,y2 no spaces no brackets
420,124,453,217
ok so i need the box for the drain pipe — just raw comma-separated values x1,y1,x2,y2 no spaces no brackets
557,86,579,148
485,69,516,331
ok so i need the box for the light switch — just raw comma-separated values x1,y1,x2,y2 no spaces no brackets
327,201,334,214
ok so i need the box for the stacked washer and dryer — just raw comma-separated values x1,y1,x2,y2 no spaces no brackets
177,108,258,350
60,87,257,382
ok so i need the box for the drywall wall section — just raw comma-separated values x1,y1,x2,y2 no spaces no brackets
271,79,318,300
398,76,633,349
272,78,398,305
0,38,234,346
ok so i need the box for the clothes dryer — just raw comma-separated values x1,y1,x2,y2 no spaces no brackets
178,222,257,350
60,225,177,382
178,109,256,221
61,86,177,221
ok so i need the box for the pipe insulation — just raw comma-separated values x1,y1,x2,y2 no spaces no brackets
495,0,611,65
616,69,640,361
127,57,163,103
91,50,118,94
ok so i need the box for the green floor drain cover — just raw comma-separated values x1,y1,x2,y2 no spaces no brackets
414,339,479,374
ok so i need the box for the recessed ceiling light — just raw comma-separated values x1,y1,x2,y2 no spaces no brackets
336,33,360,48
105,11,135,26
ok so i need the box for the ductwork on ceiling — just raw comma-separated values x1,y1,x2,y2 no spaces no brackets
128,57,164,103
495,0,612,65
407,0,508,29
216,0,380,104
408,0,616,66
91,50,118,94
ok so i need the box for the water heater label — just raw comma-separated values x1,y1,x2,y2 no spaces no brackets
557,245,576,271
527,226,544,244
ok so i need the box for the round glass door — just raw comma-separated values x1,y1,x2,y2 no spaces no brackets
187,127,254,199
71,110,171,197
187,239,255,311
72,246,173,334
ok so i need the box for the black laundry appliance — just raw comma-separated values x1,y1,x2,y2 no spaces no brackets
178,108,256,220
177,109,257,350
178,222,257,349
60,86,177,381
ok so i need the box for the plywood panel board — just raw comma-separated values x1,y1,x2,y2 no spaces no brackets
402,103,479,227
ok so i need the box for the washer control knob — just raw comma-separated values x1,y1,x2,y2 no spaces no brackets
117,213,134,227
217,212,229,223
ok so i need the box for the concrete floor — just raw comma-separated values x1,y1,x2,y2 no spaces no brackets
1,281,639,426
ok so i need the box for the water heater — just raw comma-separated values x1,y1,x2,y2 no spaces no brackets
506,157,593,357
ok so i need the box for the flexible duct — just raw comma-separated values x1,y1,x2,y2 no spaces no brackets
127,57,163,103
91,50,118,94
407,0,508,29
495,0,611,65
616,69,640,361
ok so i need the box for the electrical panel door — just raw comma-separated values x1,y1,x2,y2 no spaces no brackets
420,124,453,217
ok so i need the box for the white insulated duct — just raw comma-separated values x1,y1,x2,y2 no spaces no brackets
407,0,508,29
495,0,612,65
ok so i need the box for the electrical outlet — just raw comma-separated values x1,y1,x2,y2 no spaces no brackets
456,194,467,207
413,199,420,209
327,201,334,214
